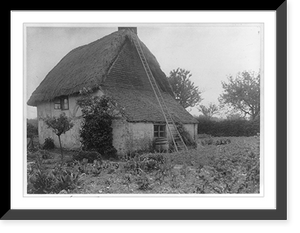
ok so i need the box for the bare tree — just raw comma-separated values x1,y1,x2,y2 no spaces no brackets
198,103,219,119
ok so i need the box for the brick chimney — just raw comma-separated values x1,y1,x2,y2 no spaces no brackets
118,27,137,35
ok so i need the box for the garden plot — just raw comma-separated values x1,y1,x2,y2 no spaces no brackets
27,136,260,194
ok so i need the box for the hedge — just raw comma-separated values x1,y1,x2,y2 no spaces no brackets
197,118,260,137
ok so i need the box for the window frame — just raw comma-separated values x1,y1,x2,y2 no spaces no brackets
54,98,61,110
53,96,69,110
61,96,69,110
154,124,166,138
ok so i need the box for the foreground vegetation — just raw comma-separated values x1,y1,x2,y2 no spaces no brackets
27,136,260,194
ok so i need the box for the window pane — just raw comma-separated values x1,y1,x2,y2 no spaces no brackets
59,97,69,110
63,98,68,110
54,98,61,109
154,132,158,137
160,129,166,137
54,99,60,109
163,126,167,137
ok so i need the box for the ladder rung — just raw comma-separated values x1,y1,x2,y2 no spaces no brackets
176,143,184,147
177,143,185,148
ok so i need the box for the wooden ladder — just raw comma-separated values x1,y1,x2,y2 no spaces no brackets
131,34,188,152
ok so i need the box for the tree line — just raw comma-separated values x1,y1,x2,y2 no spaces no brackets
167,68,260,136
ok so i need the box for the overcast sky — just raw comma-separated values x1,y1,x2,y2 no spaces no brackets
26,24,262,119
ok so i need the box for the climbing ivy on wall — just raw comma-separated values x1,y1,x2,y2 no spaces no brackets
77,89,120,159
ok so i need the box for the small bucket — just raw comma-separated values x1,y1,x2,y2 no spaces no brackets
155,137,169,152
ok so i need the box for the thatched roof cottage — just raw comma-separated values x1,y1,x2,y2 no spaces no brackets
27,27,198,155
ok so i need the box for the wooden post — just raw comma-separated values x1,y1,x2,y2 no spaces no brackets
58,135,64,163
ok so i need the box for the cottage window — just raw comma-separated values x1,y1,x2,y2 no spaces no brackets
62,97,69,110
54,96,69,110
54,98,61,109
154,124,166,138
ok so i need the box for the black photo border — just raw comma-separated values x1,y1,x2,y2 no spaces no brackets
4,1,287,220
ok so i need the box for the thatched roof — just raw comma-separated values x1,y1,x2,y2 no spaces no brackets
28,30,172,106
28,28,198,124
105,86,197,123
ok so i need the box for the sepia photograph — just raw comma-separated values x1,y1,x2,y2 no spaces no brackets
26,24,262,195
